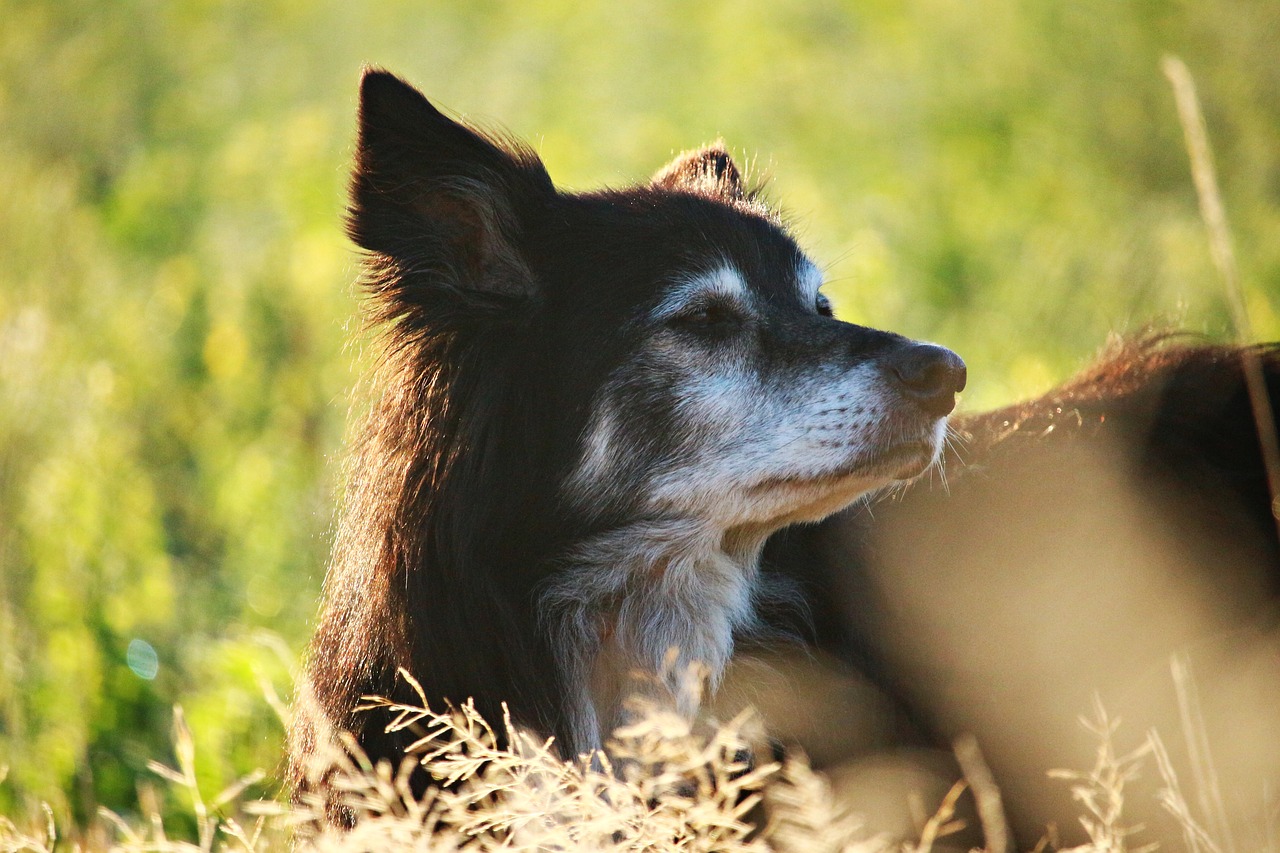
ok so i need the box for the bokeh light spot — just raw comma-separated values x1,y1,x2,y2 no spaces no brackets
126,638,159,680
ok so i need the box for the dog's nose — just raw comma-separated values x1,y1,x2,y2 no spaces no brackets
886,343,967,417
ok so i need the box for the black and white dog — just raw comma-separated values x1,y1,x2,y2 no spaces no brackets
289,68,965,780
293,70,1280,840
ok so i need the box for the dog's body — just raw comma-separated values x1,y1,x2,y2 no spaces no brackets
289,69,965,783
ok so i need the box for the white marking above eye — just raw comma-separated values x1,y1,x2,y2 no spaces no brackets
651,263,749,322
797,260,824,305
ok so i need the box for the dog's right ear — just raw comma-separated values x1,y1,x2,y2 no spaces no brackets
348,69,553,305
651,143,745,201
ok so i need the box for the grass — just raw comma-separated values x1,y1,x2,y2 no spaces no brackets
1,677,901,852
0,665,1257,853
4,11,1277,848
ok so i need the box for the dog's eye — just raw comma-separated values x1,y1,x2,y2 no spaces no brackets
670,301,742,334
816,293,834,317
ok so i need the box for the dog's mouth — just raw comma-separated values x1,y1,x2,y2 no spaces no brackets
857,439,938,480
750,438,939,495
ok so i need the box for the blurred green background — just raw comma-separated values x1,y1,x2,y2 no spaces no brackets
2,0,1278,827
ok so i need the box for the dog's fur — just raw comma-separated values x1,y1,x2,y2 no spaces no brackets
289,69,966,783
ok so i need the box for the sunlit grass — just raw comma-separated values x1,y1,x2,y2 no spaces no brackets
0,671,1261,853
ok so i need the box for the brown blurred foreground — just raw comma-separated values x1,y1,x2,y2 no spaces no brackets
740,339,1280,848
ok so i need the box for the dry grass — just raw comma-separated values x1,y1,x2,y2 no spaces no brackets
4,662,1265,853
1162,53,1280,539
285,668,903,853
0,659,960,853
1047,699,1157,853
0,668,909,853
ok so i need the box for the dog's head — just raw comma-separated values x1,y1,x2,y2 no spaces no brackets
349,70,965,550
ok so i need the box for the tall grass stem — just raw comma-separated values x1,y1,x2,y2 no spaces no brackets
1162,55,1280,541
1171,655,1238,853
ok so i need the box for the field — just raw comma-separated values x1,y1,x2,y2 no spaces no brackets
2,0,1279,847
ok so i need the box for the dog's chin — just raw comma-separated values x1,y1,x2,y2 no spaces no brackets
736,439,941,532
810,441,937,499
769,439,939,491
860,440,939,481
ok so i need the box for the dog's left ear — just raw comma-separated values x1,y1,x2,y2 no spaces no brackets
651,143,745,201
348,69,554,307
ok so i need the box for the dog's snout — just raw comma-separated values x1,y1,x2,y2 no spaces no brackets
886,343,967,417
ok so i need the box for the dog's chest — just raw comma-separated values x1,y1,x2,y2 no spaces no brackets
545,521,761,753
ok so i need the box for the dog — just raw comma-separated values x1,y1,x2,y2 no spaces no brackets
293,70,1280,844
288,68,967,788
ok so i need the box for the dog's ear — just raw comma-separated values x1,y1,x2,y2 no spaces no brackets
651,143,745,201
348,69,553,302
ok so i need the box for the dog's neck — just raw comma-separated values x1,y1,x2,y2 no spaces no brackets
542,518,770,755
